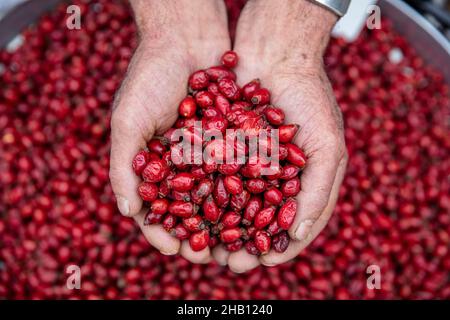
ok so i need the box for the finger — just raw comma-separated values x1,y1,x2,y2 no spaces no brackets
289,143,342,241
227,249,260,273
261,155,347,266
212,245,230,266
110,107,151,217
134,210,180,255
180,241,212,264
109,49,159,217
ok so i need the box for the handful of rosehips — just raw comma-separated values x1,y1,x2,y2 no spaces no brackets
132,51,306,255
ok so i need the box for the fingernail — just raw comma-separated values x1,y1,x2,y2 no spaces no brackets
295,220,314,241
116,195,130,216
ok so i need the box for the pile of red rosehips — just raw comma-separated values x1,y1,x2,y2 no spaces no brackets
0,0,448,299
133,50,305,254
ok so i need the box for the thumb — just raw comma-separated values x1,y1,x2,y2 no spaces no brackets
109,82,156,217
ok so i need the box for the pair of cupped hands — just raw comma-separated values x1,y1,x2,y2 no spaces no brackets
109,0,348,273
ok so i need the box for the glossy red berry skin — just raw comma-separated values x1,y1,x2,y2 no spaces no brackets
223,175,244,195
264,187,283,205
254,230,271,254
280,164,300,180
263,106,285,126
221,50,239,68
162,214,177,232
138,182,159,202
286,143,307,168
218,77,241,101
203,195,221,223
132,150,150,175
142,159,170,183
168,200,196,218
178,96,197,117
191,179,214,205
272,231,290,253
220,227,242,243
245,178,267,194
220,211,242,228
143,210,163,225
206,66,236,81
242,79,261,102
243,196,263,225
230,190,250,211
189,230,210,251
279,124,299,143
182,215,205,232
195,91,215,109
245,240,260,255
281,177,301,197
188,70,209,90
267,219,283,236
254,207,276,229
213,176,230,208
278,198,297,230
224,239,243,252
172,224,190,240
251,88,270,105
168,172,195,192
150,198,169,215
147,139,166,155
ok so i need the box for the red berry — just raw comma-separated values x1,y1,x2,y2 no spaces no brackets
147,139,166,155
242,79,261,102
245,178,267,194
218,77,241,101
263,106,285,126
188,70,209,90
206,66,236,81
189,230,209,251
168,200,196,218
142,159,169,183
281,177,301,197
182,215,205,232
251,88,270,105
286,143,307,168
213,176,230,208
254,230,271,254
221,50,239,68
254,207,276,229
150,198,169,215
172,224,190,240
168,172,195,192
278,198,297,230
195,91,215,108
245,241,260,255
132,150,150,175
220,227,242,243
162,214,177,231
243,196,263,225
264,187,283,205
272,231,290,253
220,211,242,228
190,179,214,205
223,175,243,195
230,190,250,211
280,164,300,180
203,195,221,223
224,239,243,252
143,210,163,225
279,124,299,143
138,182,158,202
178,96,197,117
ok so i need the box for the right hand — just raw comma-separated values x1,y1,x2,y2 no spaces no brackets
109,0,230,263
